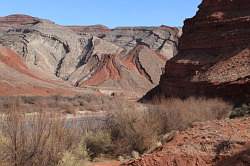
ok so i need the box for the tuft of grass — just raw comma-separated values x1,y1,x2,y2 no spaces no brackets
57,151,88,166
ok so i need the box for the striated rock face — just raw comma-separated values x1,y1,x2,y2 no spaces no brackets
123,118,250,166
67,25,110,34
0,14,39,24
68,25,180,60
0,46,88,96
0,14,180,97
143,0,250,103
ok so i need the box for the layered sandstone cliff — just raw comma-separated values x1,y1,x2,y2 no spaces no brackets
143,0,250,103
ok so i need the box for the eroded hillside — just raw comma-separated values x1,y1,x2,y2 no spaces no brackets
0,14,181,98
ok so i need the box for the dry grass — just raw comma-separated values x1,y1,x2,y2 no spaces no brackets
57,151,87,166
107,103,160,154
151,97,233,132
0,95,125,114
107,97,232,155
0,97,233,164
0,104,84,166
82,131,113,159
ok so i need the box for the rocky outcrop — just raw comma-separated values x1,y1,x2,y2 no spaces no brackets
67,25,110,34
0,20,86,79
67,25,180,60
143,0,250,103
123,117,250,166
122,45,166,85
0,14,180,97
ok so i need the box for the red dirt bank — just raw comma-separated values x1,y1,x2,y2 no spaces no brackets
123,118,250,166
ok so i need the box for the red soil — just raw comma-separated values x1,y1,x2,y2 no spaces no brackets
93,161,120,166
122,53,137,71
122,45,146,72
0,82,73,96
0,47,76,96
0,47,32,76
0,47,55,83
123,118,250,166
84,54,121,86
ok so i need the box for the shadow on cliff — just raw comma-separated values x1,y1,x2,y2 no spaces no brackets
140,77,250,105
139,45,250,105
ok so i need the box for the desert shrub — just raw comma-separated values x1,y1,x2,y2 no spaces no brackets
107,98,232,155
0,97,233,164
230,103,250,118
107,103,160,154
57,152,82,166
0,95,126,114
57,149,88,166
81,131,113,159
0,105,82,166
150,97,233,132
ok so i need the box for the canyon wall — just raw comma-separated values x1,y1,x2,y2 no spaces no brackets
143,0,250,103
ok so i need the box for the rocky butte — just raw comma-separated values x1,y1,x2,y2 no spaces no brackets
143,0,250,104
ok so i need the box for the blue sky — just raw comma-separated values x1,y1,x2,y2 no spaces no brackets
1,0,201,28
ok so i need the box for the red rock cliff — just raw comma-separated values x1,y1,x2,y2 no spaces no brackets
143,0,250,103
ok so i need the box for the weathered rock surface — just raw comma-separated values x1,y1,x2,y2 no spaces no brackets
67,25,110,34
0,14,180,97
68,25,180,60
143,0,250,103
0,46,89,96
123,117,250,166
